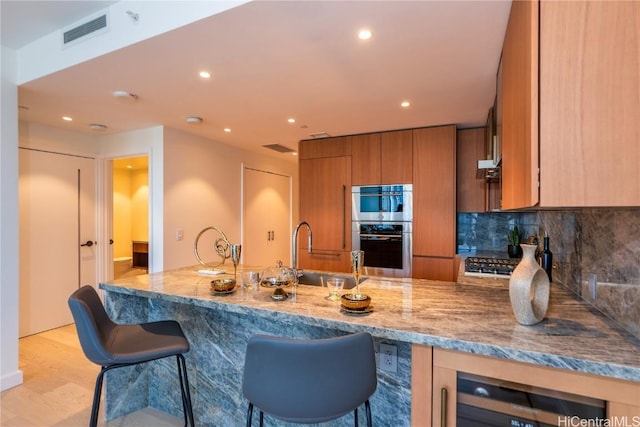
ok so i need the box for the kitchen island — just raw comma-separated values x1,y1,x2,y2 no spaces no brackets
99,266,640,425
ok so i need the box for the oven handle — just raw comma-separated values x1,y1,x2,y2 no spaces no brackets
360,234,403,241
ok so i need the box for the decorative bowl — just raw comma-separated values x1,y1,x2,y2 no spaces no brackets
211,278,236,293
340,293,371,311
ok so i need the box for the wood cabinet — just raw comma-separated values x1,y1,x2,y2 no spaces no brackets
132,241,148,269
501,0,640,209
426,347,640,426
298,155,351,272
456,128,486,213
412,125,456,281
380,130,413,184
351,130,412,185
350,133,380,185
298,136,351,160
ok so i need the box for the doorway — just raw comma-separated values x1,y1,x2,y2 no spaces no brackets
112,156,149,279
242,167,292,268
18,148,96,337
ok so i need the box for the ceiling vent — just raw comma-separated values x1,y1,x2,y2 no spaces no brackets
263,144,296,153
63,13,108,47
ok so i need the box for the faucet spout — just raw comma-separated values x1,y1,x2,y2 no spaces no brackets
292,221,313,271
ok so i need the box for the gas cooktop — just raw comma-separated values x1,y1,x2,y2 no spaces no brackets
464,256,520,278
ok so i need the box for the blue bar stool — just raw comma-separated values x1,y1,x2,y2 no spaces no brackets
242,332,377,426
68,285,194,427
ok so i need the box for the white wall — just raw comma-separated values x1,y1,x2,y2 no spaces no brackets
16,1,250,84
1,45,23,391
163,127,298,270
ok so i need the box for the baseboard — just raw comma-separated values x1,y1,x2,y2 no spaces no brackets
1,369,24,391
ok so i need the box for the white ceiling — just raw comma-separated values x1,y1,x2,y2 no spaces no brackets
3,1,512,162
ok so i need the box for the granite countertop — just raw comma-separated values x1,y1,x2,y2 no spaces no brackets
100,265,640,382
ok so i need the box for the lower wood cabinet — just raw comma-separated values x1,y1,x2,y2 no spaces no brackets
297,250,351,274
411,346,640,426
412,256,455,282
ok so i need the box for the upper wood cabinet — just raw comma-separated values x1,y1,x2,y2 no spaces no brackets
456,128,486,213
500,0,539,210
501,0,640,209
412,125,456,281
351,130,413,185
298,136,351,160
350,133,380,185
380,130,413,184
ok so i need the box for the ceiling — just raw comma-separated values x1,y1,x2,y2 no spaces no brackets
3,1,512,162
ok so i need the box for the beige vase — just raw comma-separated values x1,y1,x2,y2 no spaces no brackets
509,244,550,325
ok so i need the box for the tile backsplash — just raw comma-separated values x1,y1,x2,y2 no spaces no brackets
457,208,640,337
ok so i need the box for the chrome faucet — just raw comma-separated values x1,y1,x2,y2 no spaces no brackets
292,221,312,272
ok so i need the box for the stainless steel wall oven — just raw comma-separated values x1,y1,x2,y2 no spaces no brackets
352,184,412,222
352,184,413,277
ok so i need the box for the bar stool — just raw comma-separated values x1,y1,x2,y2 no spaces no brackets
242,332,377,426
68,285,194,427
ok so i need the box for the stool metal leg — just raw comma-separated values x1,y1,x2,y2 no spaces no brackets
246,403,254,427
90,367,107,427
177,354,195,426
365,400,372,427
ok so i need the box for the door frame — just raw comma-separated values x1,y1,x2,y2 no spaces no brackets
98,151,156,282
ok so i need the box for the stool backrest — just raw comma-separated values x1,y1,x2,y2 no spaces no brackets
242,332,377,424
68,285,117,366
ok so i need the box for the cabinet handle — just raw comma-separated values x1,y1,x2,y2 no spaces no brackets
311,251,341,257
271,230,275,241
440,387,447,427
342,184,346,249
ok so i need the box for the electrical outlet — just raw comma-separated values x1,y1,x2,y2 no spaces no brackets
176,228,184,241
379,343,397,373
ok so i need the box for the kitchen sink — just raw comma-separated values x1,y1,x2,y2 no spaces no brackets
296,271,366,290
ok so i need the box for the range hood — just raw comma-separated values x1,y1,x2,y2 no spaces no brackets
476,159,501,179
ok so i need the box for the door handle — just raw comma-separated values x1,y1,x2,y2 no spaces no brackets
80,240,95,247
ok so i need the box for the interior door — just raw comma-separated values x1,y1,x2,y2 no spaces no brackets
242,167,291,268
19,149,96,337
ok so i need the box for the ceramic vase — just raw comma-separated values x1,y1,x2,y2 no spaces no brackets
508,244,550,325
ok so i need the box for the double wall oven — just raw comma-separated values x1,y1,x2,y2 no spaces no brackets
352,184,412,277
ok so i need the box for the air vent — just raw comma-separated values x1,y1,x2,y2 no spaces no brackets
63,14,108,45
263,144,296,153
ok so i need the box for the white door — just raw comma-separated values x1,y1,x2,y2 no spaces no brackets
19,149,96,337
243,167,291,268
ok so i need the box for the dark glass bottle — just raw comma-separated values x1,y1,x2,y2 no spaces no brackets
541,236,553,282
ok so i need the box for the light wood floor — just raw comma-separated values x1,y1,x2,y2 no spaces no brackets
1,324,182,426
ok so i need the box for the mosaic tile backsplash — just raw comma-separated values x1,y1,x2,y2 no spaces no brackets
457,208,640,337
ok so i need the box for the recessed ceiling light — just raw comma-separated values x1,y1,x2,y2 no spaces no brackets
112,90,138,100
358,29,372,40
89,123,108,131
401,101,411,108
288,118,296,124
199,71,211,79
62,116,73,121
185,116,203,123
224,128,231,133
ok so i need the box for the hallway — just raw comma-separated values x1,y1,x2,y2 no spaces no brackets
1,324,182,426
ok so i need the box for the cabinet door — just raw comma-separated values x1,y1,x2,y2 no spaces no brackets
412,256,455,282
412,126,456,262
500,0,539,210
298,136,351,160
351,133,381,185
299,156,351,255
381,130,413,184
456,128,486,212
539,1,640,206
